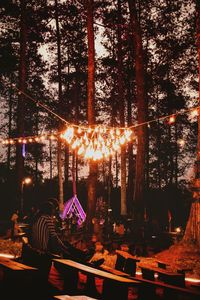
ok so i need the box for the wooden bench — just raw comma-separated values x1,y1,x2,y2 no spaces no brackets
156,260,192,275
139,264,185,287
101,265,200,300
0,257,38,299
115,250,140,276
190,283,200,290
53,259,141,300
135,274,200,300
156,259,170,269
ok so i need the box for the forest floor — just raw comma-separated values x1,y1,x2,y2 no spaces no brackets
153,240,200,279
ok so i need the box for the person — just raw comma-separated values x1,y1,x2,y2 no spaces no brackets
10,209,20,239
88,241,108,267
21,200,91,297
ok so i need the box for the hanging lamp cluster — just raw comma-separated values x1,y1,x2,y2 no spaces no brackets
60,126,133,160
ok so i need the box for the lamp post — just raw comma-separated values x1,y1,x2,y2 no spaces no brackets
21,177,32,216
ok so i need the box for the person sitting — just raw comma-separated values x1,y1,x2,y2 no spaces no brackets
21,200,91,297
10,209,21,239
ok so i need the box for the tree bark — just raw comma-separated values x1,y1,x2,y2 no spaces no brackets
86,0,98,234
183,1,200,247
128,0,147,223
117,0,127,216
16,0,27,214
7,78,13,172
183,202,200,247
55,0,64,211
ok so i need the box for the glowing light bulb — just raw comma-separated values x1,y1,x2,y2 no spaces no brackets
178,139,185,147
116,128,120,135
62,127,74,143
78,145,85,155
77,127,82,134
168,115,176,124
119,136,125,145
190,109,198,118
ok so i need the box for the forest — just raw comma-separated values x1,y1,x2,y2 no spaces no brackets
0,0,199,241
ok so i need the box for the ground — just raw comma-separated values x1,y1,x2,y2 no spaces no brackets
153,240,200,279
0,238,22,258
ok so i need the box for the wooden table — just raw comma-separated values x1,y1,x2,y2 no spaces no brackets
0,257,37,271
139,264,185,287
101,264,200,300
53,259,141,300
0,257,38,299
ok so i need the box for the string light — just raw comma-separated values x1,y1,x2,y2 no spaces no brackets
177,139,185,147
1,86,199,161
168,115,176,124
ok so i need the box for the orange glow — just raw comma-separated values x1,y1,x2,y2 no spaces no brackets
178,139,185,147
0,253,15,259
1,125,135,161
168,115,176,124
185,277,200,283
190,109,198,118
23,177,32,185
135,271,200,283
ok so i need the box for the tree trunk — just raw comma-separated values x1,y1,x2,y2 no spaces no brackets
64,45,70,189
182,1,200,247
57,140,64,210
128,0,147,223
72,150,77,196
16,0,27,214
86,0,97,234
7,78,13,172
115,152,119,188
108,157,112,209
183,202,200,247
64,145,69,188
55,0,64,211
117,0,127,216
197,0,200,160
49,139,53,180
127,62,134,214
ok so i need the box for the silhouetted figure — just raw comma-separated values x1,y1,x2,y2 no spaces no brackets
21,200,92,298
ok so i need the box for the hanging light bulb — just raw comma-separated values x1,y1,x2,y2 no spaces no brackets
119,136,125,145
77,127,82,134
177,139,185,147
189,109,198,119
168,115,176,124
78,144,85,155
62,127,75,143
116,128,121,136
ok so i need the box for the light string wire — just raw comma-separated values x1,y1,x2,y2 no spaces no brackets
129,104,200,129
15,87,200,131
0,86,199,143
16,87,70,126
